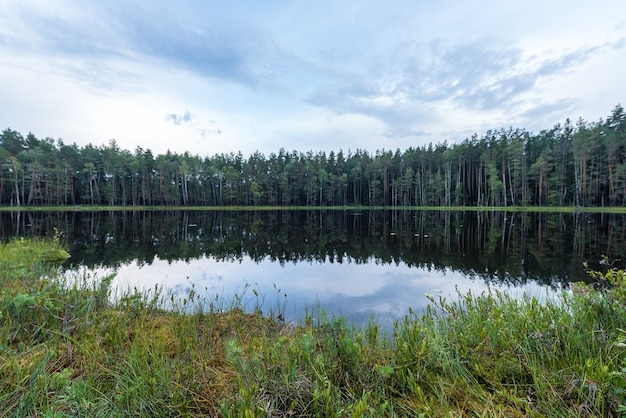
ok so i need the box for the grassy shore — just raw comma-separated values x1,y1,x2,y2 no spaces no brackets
2,204,626,213
1,239,625,416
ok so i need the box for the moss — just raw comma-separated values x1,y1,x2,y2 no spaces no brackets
40,248,70,262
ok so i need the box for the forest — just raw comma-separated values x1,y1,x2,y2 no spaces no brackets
1,104,625,208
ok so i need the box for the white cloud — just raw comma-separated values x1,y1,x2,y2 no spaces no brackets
0,0,625,156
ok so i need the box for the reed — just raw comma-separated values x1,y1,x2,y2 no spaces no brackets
1,238,625,416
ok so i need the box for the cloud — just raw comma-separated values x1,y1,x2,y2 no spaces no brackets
93,2,308,94
1,0,625,156
520,99,579,123
304,34,620,145
165,111,221,138
0,1,298,96
165,111,194,126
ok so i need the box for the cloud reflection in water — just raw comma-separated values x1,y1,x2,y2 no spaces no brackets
85,254,557,332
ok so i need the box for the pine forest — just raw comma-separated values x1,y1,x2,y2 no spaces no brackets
1,105,625,208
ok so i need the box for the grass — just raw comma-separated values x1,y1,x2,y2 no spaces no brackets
3,204,626,213
1,239,625,416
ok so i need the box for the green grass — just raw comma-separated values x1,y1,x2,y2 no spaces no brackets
1,239,625,416
2,204,626,213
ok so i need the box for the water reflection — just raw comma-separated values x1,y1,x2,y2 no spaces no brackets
84,255,554,332
1,209,624,328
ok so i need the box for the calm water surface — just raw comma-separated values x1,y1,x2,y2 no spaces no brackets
2,209,624,329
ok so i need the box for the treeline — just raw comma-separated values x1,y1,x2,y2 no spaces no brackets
1,105,625,208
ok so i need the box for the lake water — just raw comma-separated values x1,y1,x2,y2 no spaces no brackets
2,209,624,330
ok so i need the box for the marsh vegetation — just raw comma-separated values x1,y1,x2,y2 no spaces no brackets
1,238,625,416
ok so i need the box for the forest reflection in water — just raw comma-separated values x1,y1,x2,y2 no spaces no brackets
1,209,624,328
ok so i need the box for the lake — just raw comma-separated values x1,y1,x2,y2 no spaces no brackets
2,209,624,330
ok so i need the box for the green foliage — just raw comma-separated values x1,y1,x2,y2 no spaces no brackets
221,282,626,416
580,257,626,412
2,104,626,208
584,256,626,306
40,248,70,262
222,313,395,417
3,238,626,416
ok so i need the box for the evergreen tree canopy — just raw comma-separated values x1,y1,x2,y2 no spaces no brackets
1,105,625,208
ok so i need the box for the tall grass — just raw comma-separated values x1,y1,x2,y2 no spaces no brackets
1,238,625,416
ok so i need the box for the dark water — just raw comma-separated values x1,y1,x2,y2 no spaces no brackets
2,210,625,329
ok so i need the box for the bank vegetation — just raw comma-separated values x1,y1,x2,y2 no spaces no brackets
1,238,625,416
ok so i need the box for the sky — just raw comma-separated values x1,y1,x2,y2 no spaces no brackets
1,1,625,158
